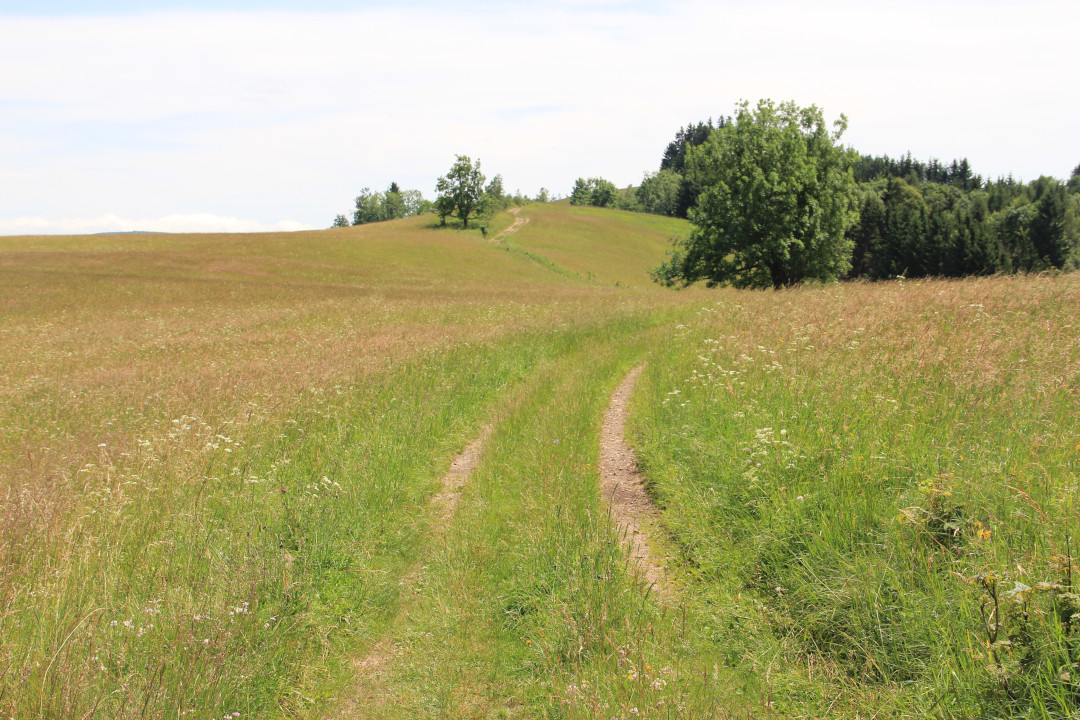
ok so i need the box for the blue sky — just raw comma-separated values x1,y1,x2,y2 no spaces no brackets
2,0,1077,234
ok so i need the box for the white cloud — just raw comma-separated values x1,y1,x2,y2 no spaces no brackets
1,1,1078,234
0,213,311,235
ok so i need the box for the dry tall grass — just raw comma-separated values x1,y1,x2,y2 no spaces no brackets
0,209,693,717
633,273,1080,717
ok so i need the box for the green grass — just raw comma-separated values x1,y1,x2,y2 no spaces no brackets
0,207,704,718
4,206,1079,719
502,204,691,287
632,275,1080,717
337,315,752,719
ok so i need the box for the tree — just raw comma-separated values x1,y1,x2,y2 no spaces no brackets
435,155,486,228
382,182,407,220
617,186,641,212
569,177,619,208
536,187,550,203
1029,177,1069,267
660,120,724,174
352,184,431,225
846,184,886,278
660,118,729,217
652,99,857,289
485,174,509,212
996,201,1038,271
636,169,683,216
401,189,431,217
878,177,930,278
590,178,619,208
353,187,384,225
331,214,350,228
569,178,592,206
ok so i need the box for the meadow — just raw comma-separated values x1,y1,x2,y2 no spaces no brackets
1,205,1077,718
633,275,1080,717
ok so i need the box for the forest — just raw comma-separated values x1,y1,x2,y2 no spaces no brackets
576,116,1080,282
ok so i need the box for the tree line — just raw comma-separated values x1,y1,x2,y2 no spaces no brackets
332,106,1077,290
846,167,1076,279
333,159,547,230
569,103,1078,288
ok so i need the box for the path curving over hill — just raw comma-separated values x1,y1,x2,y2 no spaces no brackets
491,206,529,242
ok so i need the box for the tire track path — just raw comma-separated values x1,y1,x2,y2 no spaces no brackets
330,425,492,716
491,207,529,242
599,365,670,594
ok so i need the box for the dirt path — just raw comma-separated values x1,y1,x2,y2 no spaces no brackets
330,426,492,715
491,207,529,242
429,426,491,519
599,365,669,594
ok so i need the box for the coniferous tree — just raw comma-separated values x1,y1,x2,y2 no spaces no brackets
875,178,929,278
1068,164,1080,195
1029,179,1069,267
846,186,885,278
961,194,1002,275
659,118,730,218
997,202,1038,271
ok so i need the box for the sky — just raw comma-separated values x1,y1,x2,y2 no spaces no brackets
1,0,1077,235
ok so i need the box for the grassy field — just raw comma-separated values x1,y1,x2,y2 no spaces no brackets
2,205,1078,718
633,275,1080,717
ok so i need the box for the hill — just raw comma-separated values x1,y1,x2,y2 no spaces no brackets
1,207,1077,719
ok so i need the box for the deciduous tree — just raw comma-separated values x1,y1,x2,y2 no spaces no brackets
485,174,509,212
435,155,486,228
636,169,683,216
569,177,619,208
353,187,384,225
653,99,857,289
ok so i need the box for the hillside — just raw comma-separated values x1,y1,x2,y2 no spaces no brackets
2,207,1078,719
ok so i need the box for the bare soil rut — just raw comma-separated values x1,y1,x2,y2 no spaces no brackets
599,365,669,594
491,207,529,242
